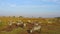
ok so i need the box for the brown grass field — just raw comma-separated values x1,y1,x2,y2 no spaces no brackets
0,16,60,34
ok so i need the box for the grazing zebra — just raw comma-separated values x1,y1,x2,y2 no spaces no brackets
17,23,21,25
9,23,12,26
16,21,23,25
23,23,26,27
32,25,41,31
48,21,52,24
28,20,31,23
34,23,39,26
39,22,42,23
27,25,41,33
16,21,27,28
12,22,16,23
8,21,12,26
8,21,16,26
19,20,22,22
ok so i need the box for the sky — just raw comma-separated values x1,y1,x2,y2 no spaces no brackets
0,0,60,18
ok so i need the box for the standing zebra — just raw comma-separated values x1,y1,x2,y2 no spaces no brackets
27,25,41,34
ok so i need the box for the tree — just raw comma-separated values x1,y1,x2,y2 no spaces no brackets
3,16,6,18
13,16,15,18
38,17,41,18
55,17,60,23
9,16,11,18
55,17,60,19
19,16,23,18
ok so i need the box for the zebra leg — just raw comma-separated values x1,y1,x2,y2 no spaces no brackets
36,29,41,33
27,30,31,33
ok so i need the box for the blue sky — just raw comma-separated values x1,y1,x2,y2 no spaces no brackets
0,0,60,17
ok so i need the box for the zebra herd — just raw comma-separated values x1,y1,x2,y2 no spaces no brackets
0,20,41,34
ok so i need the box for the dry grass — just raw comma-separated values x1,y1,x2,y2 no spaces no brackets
0,17,60,34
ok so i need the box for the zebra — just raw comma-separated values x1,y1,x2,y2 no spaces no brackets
27,25,41,34
16,21,27,28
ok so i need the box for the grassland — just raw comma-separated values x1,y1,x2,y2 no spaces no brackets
0,16,60,34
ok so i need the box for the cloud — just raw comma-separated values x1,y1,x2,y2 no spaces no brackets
57,2,60,4
31,0,60,4
10,4,16,7
41,0,59,2
0,2,17,8
41,0,60,4
40,0,60,3
0,0,60,8
7,3,17,8
0,2,5,6
18,4,59,8
29,0,59,2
